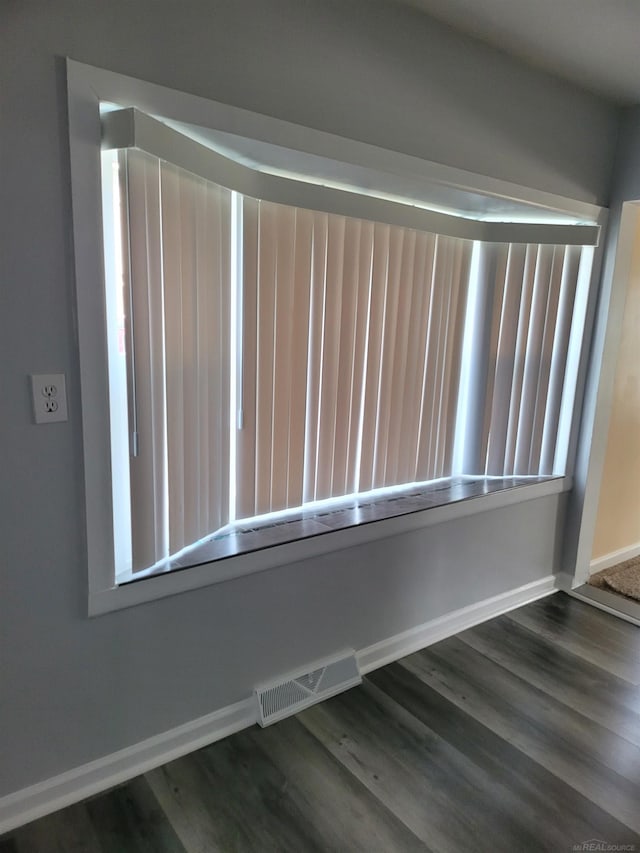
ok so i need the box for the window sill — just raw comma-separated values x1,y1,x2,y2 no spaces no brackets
90,475,570,616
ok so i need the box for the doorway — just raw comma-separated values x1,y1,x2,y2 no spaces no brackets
573,201,640,625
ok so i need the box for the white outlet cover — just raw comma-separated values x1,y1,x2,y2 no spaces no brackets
31,373,68,424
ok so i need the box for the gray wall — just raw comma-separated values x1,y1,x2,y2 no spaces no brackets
0,0,619,796
610,108,640,203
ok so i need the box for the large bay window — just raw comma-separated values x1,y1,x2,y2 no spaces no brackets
99,107,598,582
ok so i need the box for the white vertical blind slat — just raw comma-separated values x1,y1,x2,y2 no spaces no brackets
373,226,404,488
195,183,210,530
255,202,278,513
332,218,363,496
540,246,581,474
316,216,346,500
552,247,594,474
270,204,296,511
358,223,390,492
286,209,313,507
439,240,472,477
303,213,328,503
160,163,185,553
417,235,451,480
503,244,538,474
485,244,525,476
349,222,375,490
514,244,554,474
123,150,166,572
211,184,231,530
385,229,418,486
478,244,509,474
178,169,199,548
399,233,435,484
237,196,259,519
527,245,566,473
430,239,455,478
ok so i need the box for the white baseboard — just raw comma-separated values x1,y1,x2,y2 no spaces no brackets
356,574,559,674
0,573,559,837
590,542,640,574
0,697,256,837
554,570,579,592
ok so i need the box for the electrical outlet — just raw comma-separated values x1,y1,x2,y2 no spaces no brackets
31,373,68,424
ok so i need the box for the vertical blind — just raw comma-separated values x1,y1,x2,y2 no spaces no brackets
114,149,590,573
236,198,473,518
475,242,582,477
122,150,231,572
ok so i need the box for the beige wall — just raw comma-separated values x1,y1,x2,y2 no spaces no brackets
593,208,640,559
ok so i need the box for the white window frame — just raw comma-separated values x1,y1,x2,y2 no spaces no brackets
67,59,606,615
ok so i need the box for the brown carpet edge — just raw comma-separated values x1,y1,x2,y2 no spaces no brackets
588,555,640,603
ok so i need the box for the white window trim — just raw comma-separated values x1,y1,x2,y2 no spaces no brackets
97,476,571,615
102,107,599,247
66,59,606,616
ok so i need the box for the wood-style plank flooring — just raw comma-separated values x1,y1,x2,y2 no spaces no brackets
3,592,640,852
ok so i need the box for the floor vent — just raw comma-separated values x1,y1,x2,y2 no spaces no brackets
255,651,361,727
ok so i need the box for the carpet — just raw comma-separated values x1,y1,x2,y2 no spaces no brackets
588,555,640,603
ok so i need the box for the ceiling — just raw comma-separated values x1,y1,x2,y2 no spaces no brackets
395,0,640,105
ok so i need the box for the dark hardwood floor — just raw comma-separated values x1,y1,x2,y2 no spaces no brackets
3,592,640,852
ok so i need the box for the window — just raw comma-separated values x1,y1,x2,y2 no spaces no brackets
99,108,598,582
103,148,233,576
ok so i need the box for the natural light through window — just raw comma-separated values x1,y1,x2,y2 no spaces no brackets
99,109,597,583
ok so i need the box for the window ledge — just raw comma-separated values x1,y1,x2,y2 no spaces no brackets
90,475,570,616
